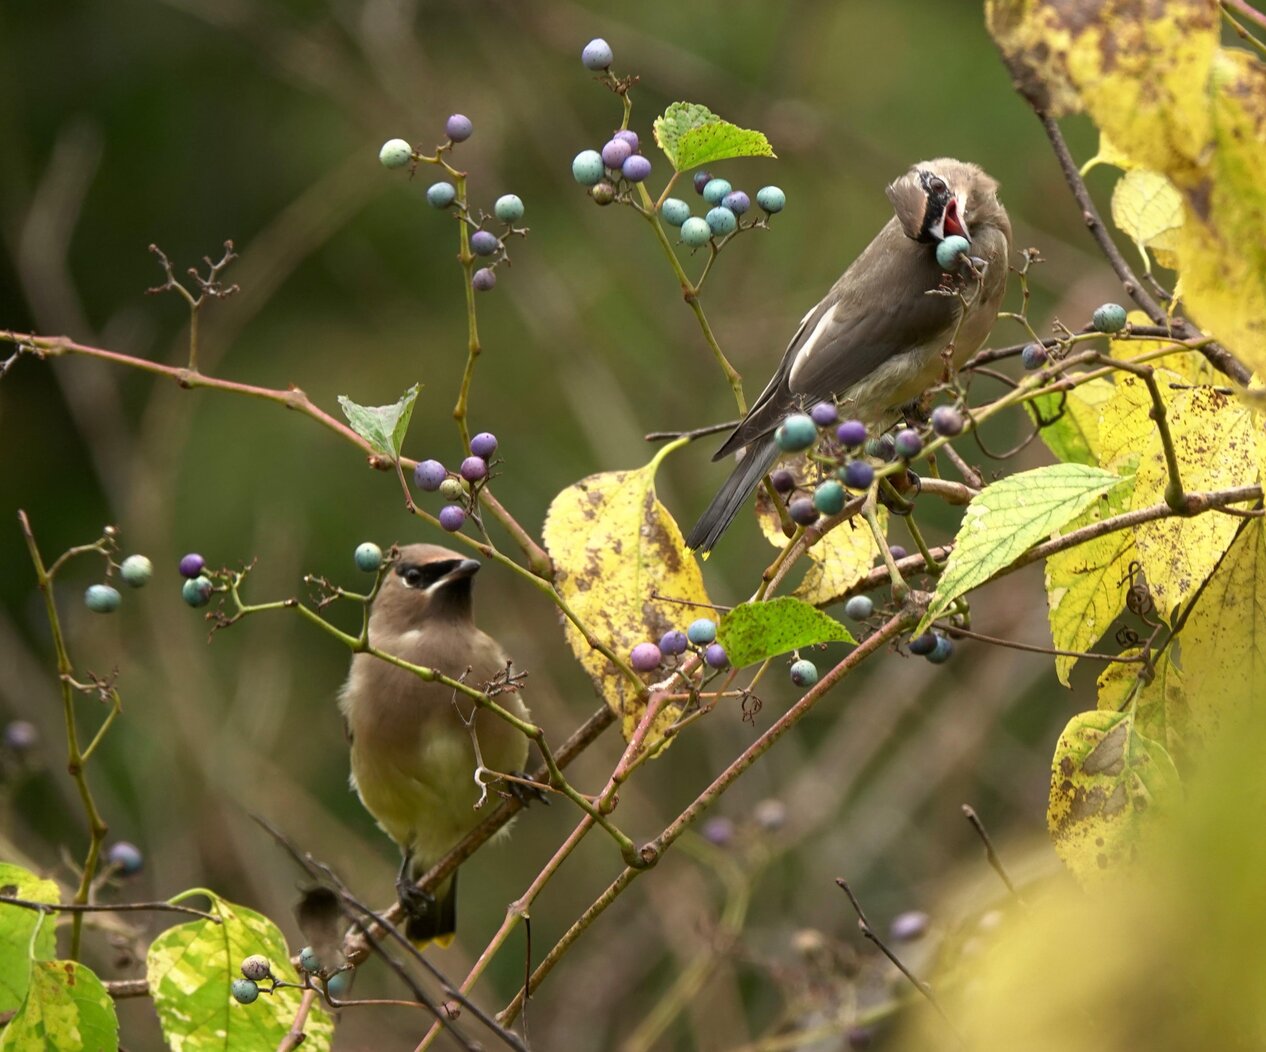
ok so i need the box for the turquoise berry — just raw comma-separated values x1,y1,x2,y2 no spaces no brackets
426,181,456,209
325,969,353,999
298,946,322,974
119,555,153,588
661,198,691,227
705,206,737,236
1092,303,1128,333
581,38,614,70
789,659,819,687
680,216,712,247
702,178,732,205
572,150,604,186
354,542,383,572
936,235,971,271
182,576,213,608
231,978,259,1005
926,635,954,664
687,618,717,646
85,584,121,613
812,480,846,516
494,194,524,223
775,413,818,452
844,594,874,620
378,138,412,169
756,185,786,213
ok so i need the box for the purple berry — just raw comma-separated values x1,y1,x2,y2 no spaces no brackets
445,114,473,143
721,190,750,215
894,428,923,460
630,642,663,672
771,469,796,494
1022,342,1048,370
930,405,964,437
107,841,144,875
702,816,735,846
658,629,688,656
613,129,639,152
472,267,496,292
788,497,820,526
842,460,874,490
622,155,652,182
179,553,205,579
704,643,729,669
889,910,930,941
836,420,867,447
888,545,908,561
4,720,38,752
470,230,500,257
439,505,466,532
847,1027,874,1051
693,171,712,195
601,138,632,168
810,402,838,427
459,456,487,482
414,459,447,491
470,432,498,459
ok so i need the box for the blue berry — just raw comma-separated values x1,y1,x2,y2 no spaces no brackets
414,459,447,491
613,129,639,151
930,405,964,437
842,460,875,490
771,469,796,493
241,955,271,981
788,497,820,526
472,267,496,292
813,480,846,516
601,138,632,169
789,659,819,687
179,553,205,579
494,194,524,223
231,978,259,1005
85,584,121,613
680,216,712,247
378,138,412,169
445,114,473,143
775,413,818,452
107,841,144,875
926,635,954,664
622,155,652,182
894,429,923,460
844,594,874,620
3,720,37,752
119,555,153,588
325,970,353,999
936,235,971,271
702,815,735,846
630,642,663,672
687,618,717,646
756,185,786,213
692,171,712,195
439,505,466,532
660,198,691,227
354,543,383,572
298,946,322,974
704,643,729,669
1021,342,1048,370
908,633,937,656
470,432,498,459
581,38,614,70
836,420,867,447
888,545,908,561
182,576,213,608
705,206,737,236
572,150,604,186
470,230,499,257
810,402,838,427
1092,302,1128,333
702,178,732,205
889,910,930,941
659,629,688,656
426,181,457,209
459,456,487,482
721,190,750,215
865,434,897,461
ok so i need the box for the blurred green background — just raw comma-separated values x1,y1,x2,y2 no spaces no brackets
0,2,1137,1048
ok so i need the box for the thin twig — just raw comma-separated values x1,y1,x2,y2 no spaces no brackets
937,623,1145,664
0,895,219,921
960,805,1026,906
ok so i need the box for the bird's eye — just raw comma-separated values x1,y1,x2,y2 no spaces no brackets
402,567,424,587
928,177,948,196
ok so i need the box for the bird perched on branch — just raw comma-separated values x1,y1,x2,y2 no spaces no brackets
339,543,530,946
685,158,1011,552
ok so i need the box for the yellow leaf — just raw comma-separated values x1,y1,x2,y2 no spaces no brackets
1079,130,1135,175
1110,311,1218,386
1129,387,1259,618
542,442,710,742
1096,647,1189,770
1048,709,1182,885
1031,376,1115,466
1044,481,1136,686
1095,372,1166,475
1111,168,1183,273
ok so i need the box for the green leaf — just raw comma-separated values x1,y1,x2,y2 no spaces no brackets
917,464,1124,633
653,101,775,173
1028,377,1115,467
147,891,333,1052
337,383,420,458
718,596,855,669
0,959,117,1052
0,863,59,1013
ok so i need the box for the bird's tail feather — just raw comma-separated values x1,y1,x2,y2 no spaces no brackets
405,872,458,948
685,439,780,553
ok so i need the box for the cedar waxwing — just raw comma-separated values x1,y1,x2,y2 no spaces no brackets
338,543,530,946
686,159,1012,552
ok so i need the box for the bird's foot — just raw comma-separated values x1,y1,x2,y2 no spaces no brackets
505,771,549,807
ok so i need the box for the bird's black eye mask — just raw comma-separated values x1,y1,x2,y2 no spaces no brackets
398,559,462,589
917,170,967,243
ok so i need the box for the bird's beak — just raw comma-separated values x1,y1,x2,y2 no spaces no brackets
448,558,482,581
935,195,971,243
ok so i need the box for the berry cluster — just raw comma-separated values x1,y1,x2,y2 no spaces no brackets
572,126,652,206
628,616,729,675
178,553,215,608
81,553,153,614
231,947,352,1006
907,630,954,664
1021,302,1127,373
661,176,786,248
412,431,500,534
